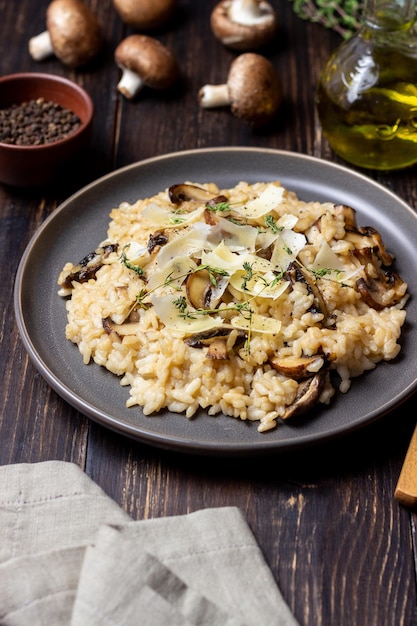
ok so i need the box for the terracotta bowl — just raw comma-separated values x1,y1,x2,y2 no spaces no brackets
0,72,94,187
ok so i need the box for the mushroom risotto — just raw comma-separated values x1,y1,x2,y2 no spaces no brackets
58,180,409,432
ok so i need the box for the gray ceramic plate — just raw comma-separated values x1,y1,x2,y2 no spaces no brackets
14,148,417,455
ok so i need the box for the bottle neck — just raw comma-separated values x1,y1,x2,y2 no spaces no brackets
364,0,416,30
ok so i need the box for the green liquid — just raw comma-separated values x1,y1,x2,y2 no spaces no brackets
317,51,417,170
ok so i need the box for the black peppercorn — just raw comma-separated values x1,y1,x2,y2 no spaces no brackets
0,98,81,145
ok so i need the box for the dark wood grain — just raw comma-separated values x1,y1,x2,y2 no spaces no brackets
1,1,416,625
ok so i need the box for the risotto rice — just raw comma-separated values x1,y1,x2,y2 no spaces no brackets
58,180,409,432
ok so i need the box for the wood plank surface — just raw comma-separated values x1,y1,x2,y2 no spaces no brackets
0,1,416,625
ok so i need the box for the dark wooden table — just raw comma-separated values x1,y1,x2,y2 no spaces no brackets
1,2,417,625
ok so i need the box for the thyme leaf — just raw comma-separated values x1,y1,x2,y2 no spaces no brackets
241,262,254,291
173,296,193,318
196,264,230,287
206,201,231,212
120,245,144,276
265,214,283,233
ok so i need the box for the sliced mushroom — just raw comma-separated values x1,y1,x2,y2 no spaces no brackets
203,208,220,225
353,247,407,310
115,35,180,100
29,0,102,68
168,182,226,205
205,195,229,208
185,269,213,310
281,371,326,420
185,267,230,310
210,0,278,51
198,53,282,128
285,261,328,319
346,225,394,266
148,230,169,254
102,317,142,337
206,338,229,360
58,243,118,289
184,326,246,349
334,203,358,229
270,353,332,380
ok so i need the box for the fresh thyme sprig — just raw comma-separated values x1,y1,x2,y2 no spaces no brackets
264,214,283,234
309,266,350,288
172,295,252,321
173,295,189,317
134,264,230,310
206,201,231,213
241,262,254,291
172,295,254,354
199,264,230,286
120,245,144,276
291,0,364,39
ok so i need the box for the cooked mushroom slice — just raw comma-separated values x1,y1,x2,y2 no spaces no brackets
281,371,326,420
210,0,278,51
353,247,407,310
59,243,118,289
206,195,229,208
203,208,219,226
185,269,213,310
270,354,331,380
184,326,246,349
206,338,229,360
334,203,358,229
186,266,230,310
168,183,226,205
285,261,328,319
102,317,142,337
29,0,102,68
346,225,394,266
148,230,168,254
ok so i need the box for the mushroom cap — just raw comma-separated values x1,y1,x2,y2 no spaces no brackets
115,35,179,90
113,0,176,30
46,0,102,68
211,0,278,51
227,53,282,127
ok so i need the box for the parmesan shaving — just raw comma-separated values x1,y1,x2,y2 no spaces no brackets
231,313,282,334
151,293,223,334
142,203,205,228
232,184,284,219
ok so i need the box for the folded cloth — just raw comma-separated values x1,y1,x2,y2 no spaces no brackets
72,540,245,626
0,460,129,562
0,461,299,626
0,547,84,625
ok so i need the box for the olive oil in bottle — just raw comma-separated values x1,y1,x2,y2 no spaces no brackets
316,0,417,170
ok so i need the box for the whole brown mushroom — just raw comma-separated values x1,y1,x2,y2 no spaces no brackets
28,0,102,68
198,53,282,128
211,0,278,50
113,0,176,30
115,35,180,100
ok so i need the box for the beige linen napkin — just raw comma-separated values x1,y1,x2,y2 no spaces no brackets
0,461,299,626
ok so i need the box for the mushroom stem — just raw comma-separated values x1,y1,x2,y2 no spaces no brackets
199,84,230,108
117,68,145,99
28,30,54,61
229,0,272,25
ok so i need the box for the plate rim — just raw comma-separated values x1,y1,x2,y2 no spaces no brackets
13,147,417,455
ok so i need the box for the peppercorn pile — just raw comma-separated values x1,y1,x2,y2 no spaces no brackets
0,97,81,145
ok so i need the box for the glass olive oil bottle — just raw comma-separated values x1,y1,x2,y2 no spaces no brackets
316,0,417,170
